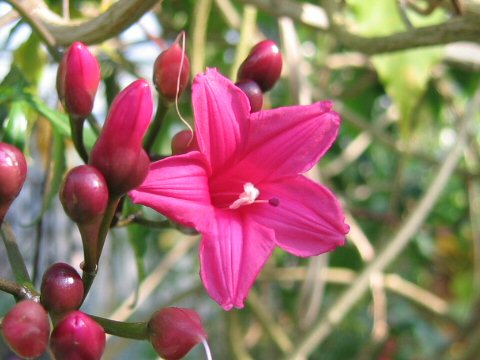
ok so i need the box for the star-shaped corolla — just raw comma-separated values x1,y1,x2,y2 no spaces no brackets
130,68,349,310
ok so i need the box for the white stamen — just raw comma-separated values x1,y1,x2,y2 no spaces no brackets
202,337,213,360
229,182,260,209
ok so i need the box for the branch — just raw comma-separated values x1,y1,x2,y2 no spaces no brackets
331,15,480,54
240,0,480,54
284,96,472,360
16,0,162,46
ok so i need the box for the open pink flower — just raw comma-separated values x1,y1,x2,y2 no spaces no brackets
130,68,349,310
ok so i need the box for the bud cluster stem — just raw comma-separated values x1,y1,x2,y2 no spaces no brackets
82,197,120,296
89,315,148,340
0,277,39,300
143,97,171,154
69,116,89,163
1,225,35,293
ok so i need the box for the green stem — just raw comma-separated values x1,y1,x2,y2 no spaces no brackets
0,277,39,300
96,198,120,264
82,198,119,297
79,219,102,295
191,0,213,76
69,116,89,163
143,98,170,154
82,197,120,299
0,224,35,293
89,315,148,340
87,114,101,136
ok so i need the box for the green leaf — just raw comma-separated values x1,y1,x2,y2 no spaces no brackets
25,93,71,137
2,101,29,150
25,94,97,148
348,0,446,136
38,129,66,221
13,33,47,87
372,47,443,135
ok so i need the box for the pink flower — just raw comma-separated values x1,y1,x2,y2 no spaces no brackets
130,68,349,310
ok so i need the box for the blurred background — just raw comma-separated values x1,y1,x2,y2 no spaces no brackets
1,0,480,359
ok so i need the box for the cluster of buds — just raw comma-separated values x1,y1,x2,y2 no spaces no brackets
236,39,283,112
2,263,106,360
0,35,286,360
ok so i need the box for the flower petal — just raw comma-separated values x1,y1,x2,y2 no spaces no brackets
200,210,275,310
192,68,250,171
129,151,214,233
231,101,341,182
250,175,349,256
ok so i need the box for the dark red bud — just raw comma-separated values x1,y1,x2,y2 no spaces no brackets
60,165,109,224
237,40,283,92
2,300,50,359
50,311,106,360
171,130,199,155
91,146,150,198
148,307,207,360
57,42,101,119
40,262,84,316
153,37,190,102
235,80,263,112
0,142,27,223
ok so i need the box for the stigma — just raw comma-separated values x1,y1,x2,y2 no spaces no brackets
229,182,280,209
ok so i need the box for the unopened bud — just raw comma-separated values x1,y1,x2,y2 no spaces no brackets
40,262,84,317
0,142,27,223
153,35,190,102
2,300,50,359
235,80,263,112
57,42,101,119
90,80,153,197
60,165,109,224
171,130,199,155
50,311,106,360
237,40,283,92
148,307,207,360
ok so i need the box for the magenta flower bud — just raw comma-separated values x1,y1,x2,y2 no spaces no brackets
50,311,106,360
235,80,263,112
0,142,27,223
60,165,109,224
40,262,84,316
57,42,101,119
237,39,283,92
2,300,50,359
153,36,190,102
148,307,207,360
171,130,199,155
90,79,153,197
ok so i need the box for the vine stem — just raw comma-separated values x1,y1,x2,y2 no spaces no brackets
285,100,472,360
